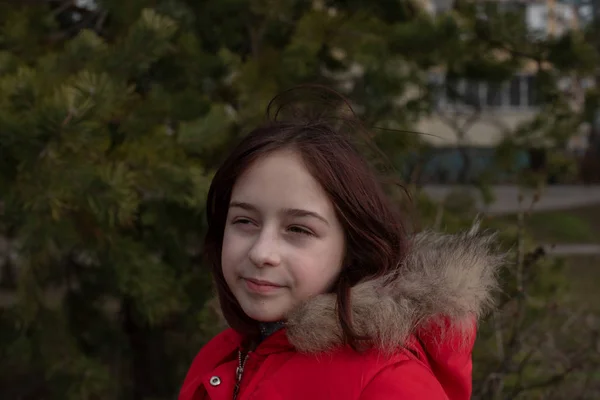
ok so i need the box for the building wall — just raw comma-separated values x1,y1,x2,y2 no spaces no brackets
419,72,592,149
417,109,538,146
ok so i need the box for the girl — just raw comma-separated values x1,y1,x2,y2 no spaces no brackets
179,88,503,400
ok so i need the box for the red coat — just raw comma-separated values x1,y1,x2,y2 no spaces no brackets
180,231,502,400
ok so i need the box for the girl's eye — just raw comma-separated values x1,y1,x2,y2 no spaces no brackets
288,225,314,236
232,218,253,225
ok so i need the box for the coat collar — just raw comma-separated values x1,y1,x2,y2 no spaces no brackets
284,229,504,354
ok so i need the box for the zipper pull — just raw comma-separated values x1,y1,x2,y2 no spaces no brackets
233,350,250,400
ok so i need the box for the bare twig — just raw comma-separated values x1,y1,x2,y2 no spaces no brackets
247,20,268,60
433,200,444,230
52,0,74,16
510,365,578,398
516,191,525,293
95,10,108,33
493,311,505,361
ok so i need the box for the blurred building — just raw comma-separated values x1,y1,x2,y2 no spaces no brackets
422,0,594,32
409,0,596,182
416,0,593,148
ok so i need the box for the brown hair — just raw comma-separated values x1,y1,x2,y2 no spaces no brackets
203,86,409,348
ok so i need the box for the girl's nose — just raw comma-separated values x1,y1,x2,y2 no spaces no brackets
248,229,281,268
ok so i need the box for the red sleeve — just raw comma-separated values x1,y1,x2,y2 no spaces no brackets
360,359,449,400
414,319,476,400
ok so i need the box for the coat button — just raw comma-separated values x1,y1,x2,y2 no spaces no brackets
209,376,221,386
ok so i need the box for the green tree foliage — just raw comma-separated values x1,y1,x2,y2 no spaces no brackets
0,4,222,399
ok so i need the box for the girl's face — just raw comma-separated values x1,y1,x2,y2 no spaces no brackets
222,149,346,322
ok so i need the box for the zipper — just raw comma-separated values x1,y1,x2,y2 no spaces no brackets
232,349,250,400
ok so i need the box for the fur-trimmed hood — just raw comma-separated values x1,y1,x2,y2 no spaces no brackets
286,229,504,354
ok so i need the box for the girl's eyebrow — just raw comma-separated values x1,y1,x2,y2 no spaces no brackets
281,207,330,226
229,201,330,226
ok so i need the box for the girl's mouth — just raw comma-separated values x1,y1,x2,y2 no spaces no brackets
243,278,285,294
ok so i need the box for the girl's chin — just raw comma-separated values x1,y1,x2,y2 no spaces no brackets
242,305,289,323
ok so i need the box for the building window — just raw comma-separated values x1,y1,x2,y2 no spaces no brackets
430,73,542,111
526,75,540,106
465,80,480,106
444,78,461,103
486,82,503,107
509,77,521,107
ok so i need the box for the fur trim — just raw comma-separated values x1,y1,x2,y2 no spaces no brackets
286,230,504,354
